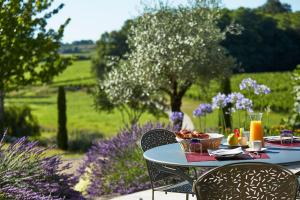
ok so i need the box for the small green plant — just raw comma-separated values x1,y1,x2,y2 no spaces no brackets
288,65,300,129
57,86,68,150
4,105,40,137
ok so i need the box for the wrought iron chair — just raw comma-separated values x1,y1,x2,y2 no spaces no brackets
193,162,298,200
140,129,194,200
295,171,300,199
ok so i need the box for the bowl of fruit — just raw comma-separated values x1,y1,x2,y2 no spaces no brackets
227,128,248,147
175,129,224,152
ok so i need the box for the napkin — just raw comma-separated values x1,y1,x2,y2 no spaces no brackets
208,147,243,157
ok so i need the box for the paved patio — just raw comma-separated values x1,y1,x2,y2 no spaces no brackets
111,189,196,200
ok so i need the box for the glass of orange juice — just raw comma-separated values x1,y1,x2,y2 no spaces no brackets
249,113,264,147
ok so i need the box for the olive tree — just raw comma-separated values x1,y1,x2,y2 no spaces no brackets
0,0,70,129
96,0,238,124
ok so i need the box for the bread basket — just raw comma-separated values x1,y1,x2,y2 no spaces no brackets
176,133,224,153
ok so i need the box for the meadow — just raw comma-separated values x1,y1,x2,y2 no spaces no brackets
6,59,294,151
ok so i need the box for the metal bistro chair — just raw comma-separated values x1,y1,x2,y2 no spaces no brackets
295,171,300,199
193,162,299,200
140,129,195,200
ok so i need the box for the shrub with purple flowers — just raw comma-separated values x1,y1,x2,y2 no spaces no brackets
170,111,184,131
212,93,229,109
193,103,212,132
226,92,253,128
239,78,271,112
239,78,257,91
210,78,271,131
0,133,83,200
76,122,172,198
211,93,230,133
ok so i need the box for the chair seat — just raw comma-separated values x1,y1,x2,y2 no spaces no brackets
154,180,194,194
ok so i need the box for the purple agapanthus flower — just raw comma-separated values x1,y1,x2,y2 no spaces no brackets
212,93,229,109
254,84,271,95
235,97,253,112
239,78,257,90
193,103,212,117
227,92,244,105
170,111,184,122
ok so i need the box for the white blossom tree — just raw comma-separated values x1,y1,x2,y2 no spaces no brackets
96,0,239,124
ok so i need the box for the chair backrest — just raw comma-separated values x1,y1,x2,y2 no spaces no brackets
140,129,176,152
140,129,177,182
193,162,298,200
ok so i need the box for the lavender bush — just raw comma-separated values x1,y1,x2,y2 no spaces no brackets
170,112,184,131
76,122,172,198
0,134,83,200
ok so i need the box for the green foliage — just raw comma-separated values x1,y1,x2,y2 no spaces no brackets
4,105,40,137
288,65,300,128
220,7,300,72
57,86,68,150
97,0,238,125
186,71,293,113
68,130,103,152
59,40,95,54
92,20,132,79
0,0,71,130
0,0,70,92
257,0,291,14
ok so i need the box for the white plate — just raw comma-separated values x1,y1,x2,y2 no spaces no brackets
245,147,267,152
208,147,244,157
223,142,249,147
264,136,300,141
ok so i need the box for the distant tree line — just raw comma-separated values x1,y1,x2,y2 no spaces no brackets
93,0,300,75
59,40,95,54
221,0,300,72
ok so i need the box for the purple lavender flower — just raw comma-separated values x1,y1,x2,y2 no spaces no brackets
0,136,84,200
254,84,271,95
212,93,229,109
193,103,212,117
76,122,172,198
239,78,257,90
170,111,184,122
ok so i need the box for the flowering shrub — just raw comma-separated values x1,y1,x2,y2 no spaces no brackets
209,78,271,131
0,134,83,200
193,103,212,132
170,112,184,131
76,122,172,198
212,93,229,109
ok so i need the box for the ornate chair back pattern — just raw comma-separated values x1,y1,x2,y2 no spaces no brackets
140,129,177,182
193,162,299,200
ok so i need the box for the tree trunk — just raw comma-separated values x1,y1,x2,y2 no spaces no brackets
220,77,232,131
170,94,183,130
170,95,182,112
0,90,4,132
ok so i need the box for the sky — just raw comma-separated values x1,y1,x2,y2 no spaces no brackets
47,0,300,43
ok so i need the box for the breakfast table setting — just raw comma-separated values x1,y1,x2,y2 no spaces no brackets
143,124,300,184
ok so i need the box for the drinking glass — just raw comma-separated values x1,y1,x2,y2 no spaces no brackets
249,113,264,147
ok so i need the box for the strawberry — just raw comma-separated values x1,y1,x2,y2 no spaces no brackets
234,128,240,137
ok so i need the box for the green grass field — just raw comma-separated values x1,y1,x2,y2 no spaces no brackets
6,60,295,154
53,60,96,86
